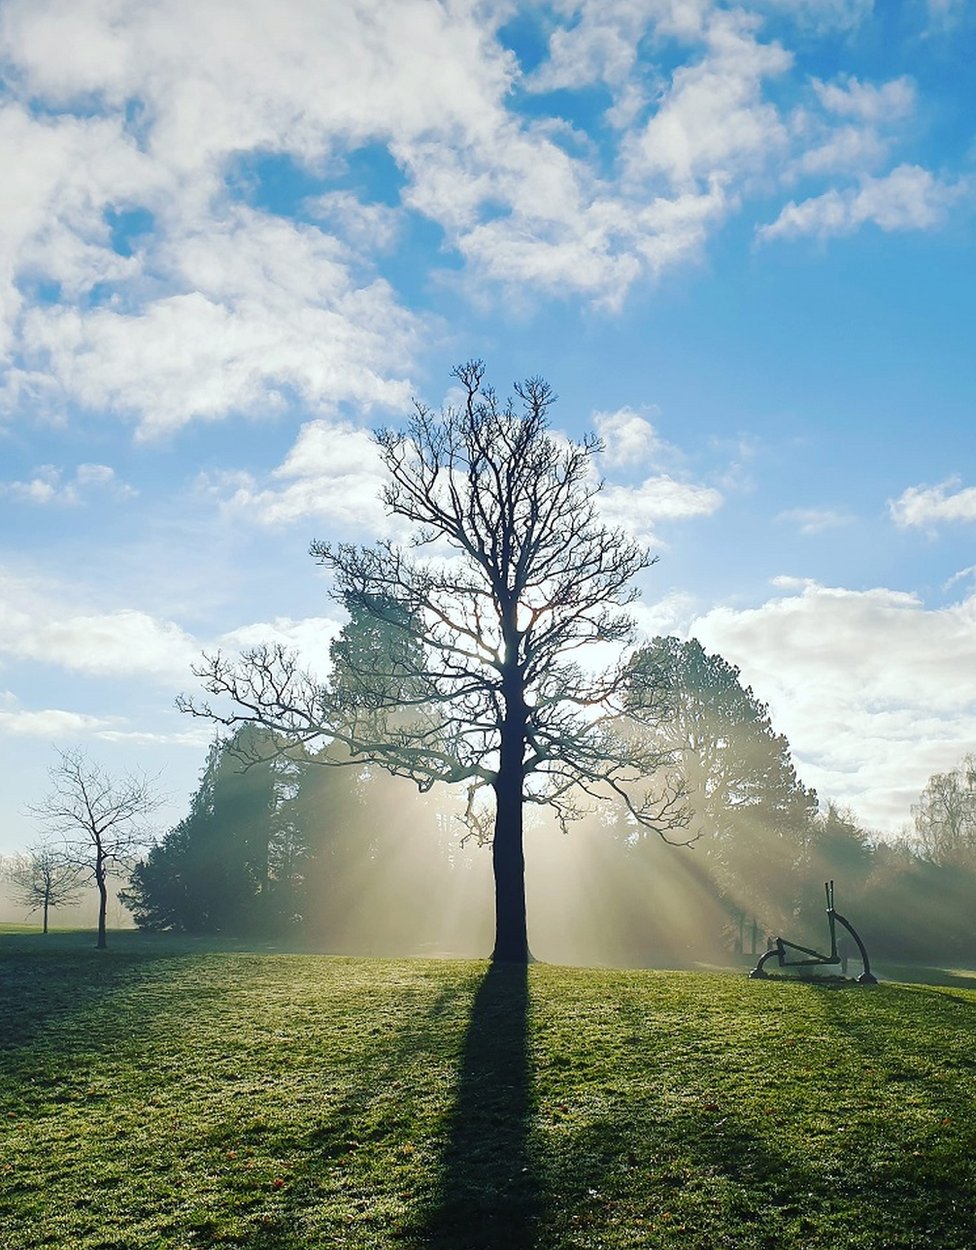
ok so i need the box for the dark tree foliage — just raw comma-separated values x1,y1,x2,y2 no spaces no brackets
856,840,976,963
804,802,873,888
125,726,462,947
181,362,687,962
124,728,286,935
629,637,818,937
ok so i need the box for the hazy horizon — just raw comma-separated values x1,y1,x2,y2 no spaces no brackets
1,0,974,854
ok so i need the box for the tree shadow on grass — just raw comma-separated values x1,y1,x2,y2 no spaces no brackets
420,961,538,1249
876,963,976,992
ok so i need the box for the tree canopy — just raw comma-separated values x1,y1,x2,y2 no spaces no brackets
628,637,818,936
182,361,686,960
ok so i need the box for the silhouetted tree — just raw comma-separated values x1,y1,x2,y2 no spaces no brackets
804,802,872,888
5,842,83,933
628,637,817,943
122,814,207,932
30,750,159,949
124,728,297,935
858,838,976,963
182,361,686,962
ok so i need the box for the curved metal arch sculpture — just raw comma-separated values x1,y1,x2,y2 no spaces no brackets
750,881,878,984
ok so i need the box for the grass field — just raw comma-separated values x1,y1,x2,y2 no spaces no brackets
2,932,975,1249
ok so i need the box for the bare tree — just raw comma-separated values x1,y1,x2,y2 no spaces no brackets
181,362,687,962
912,754,976,870
30,750,160,949
5,842,83,933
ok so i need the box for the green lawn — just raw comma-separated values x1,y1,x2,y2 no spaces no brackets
2,933,975,1249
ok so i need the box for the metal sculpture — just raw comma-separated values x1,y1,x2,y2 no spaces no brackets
749,881,878,984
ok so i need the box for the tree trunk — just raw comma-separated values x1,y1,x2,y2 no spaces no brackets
491,768,528,962
42,893,49,935
96,854,108,950
491,659,529,963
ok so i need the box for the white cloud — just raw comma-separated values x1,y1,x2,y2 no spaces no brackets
0,0,518,171
0,0,772,339
793,124,887,178
0,0,966,374
0,0,493,430
16,207,421,437
923,0,969,30
1,462,135,504
0,571,198,681
528,0,710,95
220,614,343,682
95,726,214,746
600,473,722,540
889,478,976,529
0,102,156,356
944,565,976,591
777,506,855,534
0,702,117,738
594,406,667,468
304,192,402,253
215,418,391,532
751,0,873,32
789,76,918,180
759,164,964,241
813,75,916,123
631,591,697,640
690,580,976,832
624,10,792,190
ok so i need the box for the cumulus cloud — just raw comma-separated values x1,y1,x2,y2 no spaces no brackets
0,571,198,681
624,9,792,190
15,208,420,437
813,75,916,123
788,74,918,179
594,407,667,468
923,0,969,30
304,192,402,253
600,474,722,541
690,579,976,832
214,418,391,532
758,164,964,241
0,0,483,431
220,614,343,682
0,702,117,738
0,0,966,406
889,478,976,529
751,0,873,32
1,462,135,504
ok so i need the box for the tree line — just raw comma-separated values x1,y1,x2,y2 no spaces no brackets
118,637,976,967
7,638,975,965
7,363,973,962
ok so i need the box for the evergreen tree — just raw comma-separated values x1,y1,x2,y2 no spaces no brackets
628,637,817,942
125,728,291,935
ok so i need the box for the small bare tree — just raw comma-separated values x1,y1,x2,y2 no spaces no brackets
5,842,83,933
912,753,976,870
30,750,160,949
182,362,688,962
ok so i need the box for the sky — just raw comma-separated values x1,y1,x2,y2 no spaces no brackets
0,0,974,854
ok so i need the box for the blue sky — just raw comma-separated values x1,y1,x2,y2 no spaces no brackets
0,0,974,852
